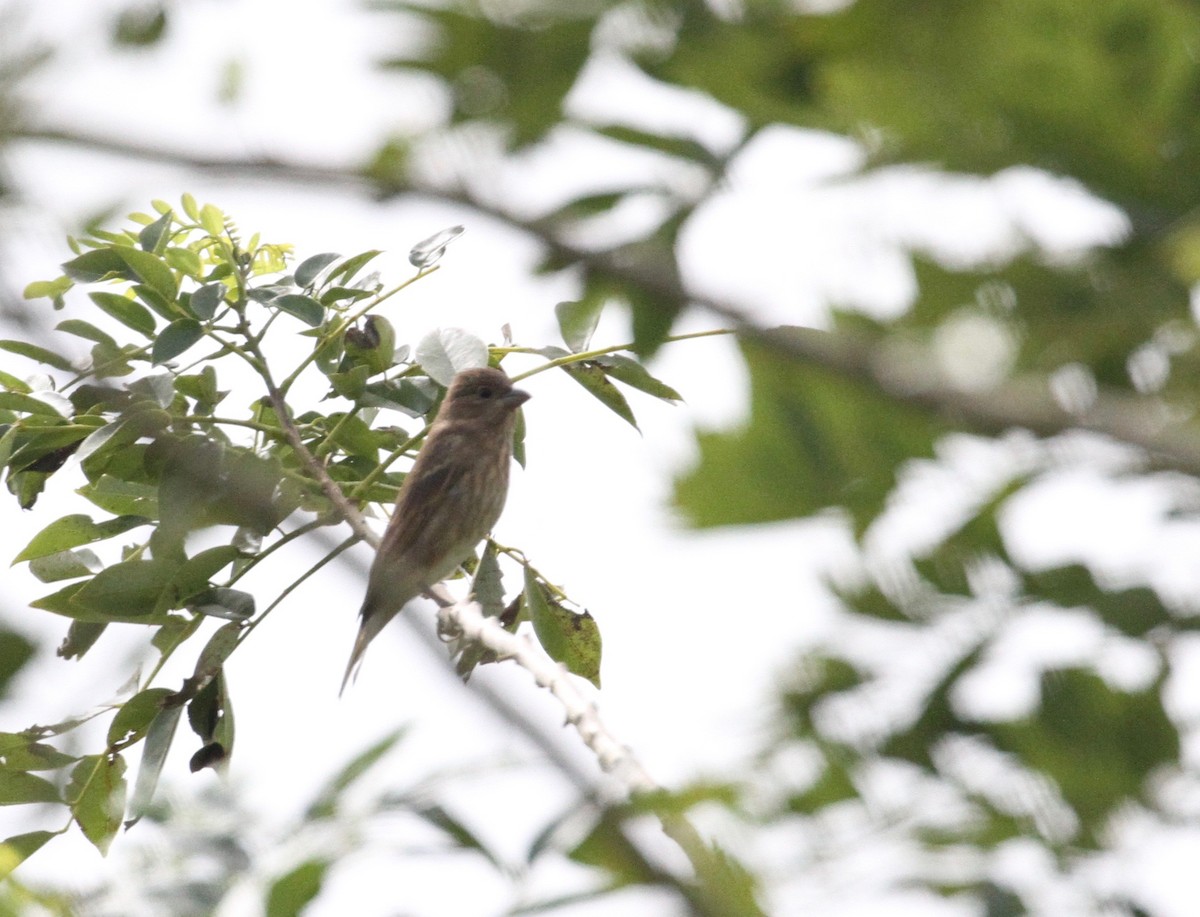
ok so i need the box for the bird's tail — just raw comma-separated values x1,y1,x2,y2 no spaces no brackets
339,625,371,696
339,596,398,696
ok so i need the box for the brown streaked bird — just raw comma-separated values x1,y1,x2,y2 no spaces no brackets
341,366,530,693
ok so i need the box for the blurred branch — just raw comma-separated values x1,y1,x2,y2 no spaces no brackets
17,124,1200,476
321,534,762,917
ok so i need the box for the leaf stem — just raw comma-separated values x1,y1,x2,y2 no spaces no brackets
226,518,328,587
275,266,438,398
346,422,431,501
237,535,359,643
500,328,734,382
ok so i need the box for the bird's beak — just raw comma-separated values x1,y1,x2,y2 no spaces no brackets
503,388,531,407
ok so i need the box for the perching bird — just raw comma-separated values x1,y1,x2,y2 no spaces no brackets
341,366,530,693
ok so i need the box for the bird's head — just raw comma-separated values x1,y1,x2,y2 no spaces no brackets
441,367,530,422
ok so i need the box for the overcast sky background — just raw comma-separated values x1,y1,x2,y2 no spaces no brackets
3,1,1196,915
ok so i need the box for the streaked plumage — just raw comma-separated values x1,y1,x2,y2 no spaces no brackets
341,366,530,693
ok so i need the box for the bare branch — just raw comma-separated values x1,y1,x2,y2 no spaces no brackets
20,124,1200,476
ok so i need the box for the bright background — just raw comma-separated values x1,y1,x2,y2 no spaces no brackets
2,1,1195,915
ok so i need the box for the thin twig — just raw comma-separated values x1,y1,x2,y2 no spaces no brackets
23,124,1200,476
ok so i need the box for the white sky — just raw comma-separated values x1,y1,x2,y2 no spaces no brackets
2,1,1198,915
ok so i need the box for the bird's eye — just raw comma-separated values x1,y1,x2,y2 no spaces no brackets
477,387,494,399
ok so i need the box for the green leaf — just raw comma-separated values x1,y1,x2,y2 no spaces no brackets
181,193,200,222
0,340,75,371
70,559,178,621
539,190,628,224
161,546,242,609
305,728,408,820
675,336,941,533
416,328,490,385
117,246,178,300
325,412,382,460
563,362,639,430
58,621,107,660
187,586,255,621
126,703,182,827
164,246,203,277
0,733,75,771
0,831,57,881
188,283,226,320
325,250,381,286
0,632,34,694
567,808,657,886
189,622,244,690
152,318,203,364
133,283,178,320
413,803,504,869
273,294,325,328
56,318,117,347
8,469,49,510
187,675,221,741
187,671,234,771
89,340,136,379
30,581,88,618
175,365,225,411
0,370,31,393
5,424,97,476
138,210,173,253
151,616,190,658
1024,565,1172,639
327,365,370,400
555,298,605,353
473,541,506,621
627,280,684,360
113,5,166,46
342,315,396,376
62,248,128,283
360,378,438,417
29,548,102,583
266,859,329,917
89,291,157,337
595,354,683,402
456,543,510,680
388,9,592,147
75,418,137,468
15,513,150,563
991,668,1179,847
318,285,375,306
0,771,61,806
594,124,723,167
523,567,602,688
66,754,127,855
23,276,73,304
199,203,225,236
107,688,174,747
0,391,72,417
295,252,341,288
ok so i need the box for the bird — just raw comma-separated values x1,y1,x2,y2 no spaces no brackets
341,366,530,693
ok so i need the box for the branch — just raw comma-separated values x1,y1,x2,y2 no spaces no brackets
249,312,740,901
315,532,761,917
20,124,1200,476
263,382,380,549
430,590,761,916
241,277,752,910
433,593,658,793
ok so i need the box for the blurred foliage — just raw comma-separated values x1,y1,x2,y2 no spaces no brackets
2,0,1200,914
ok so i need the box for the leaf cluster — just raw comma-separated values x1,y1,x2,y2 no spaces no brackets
1,198,681,871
